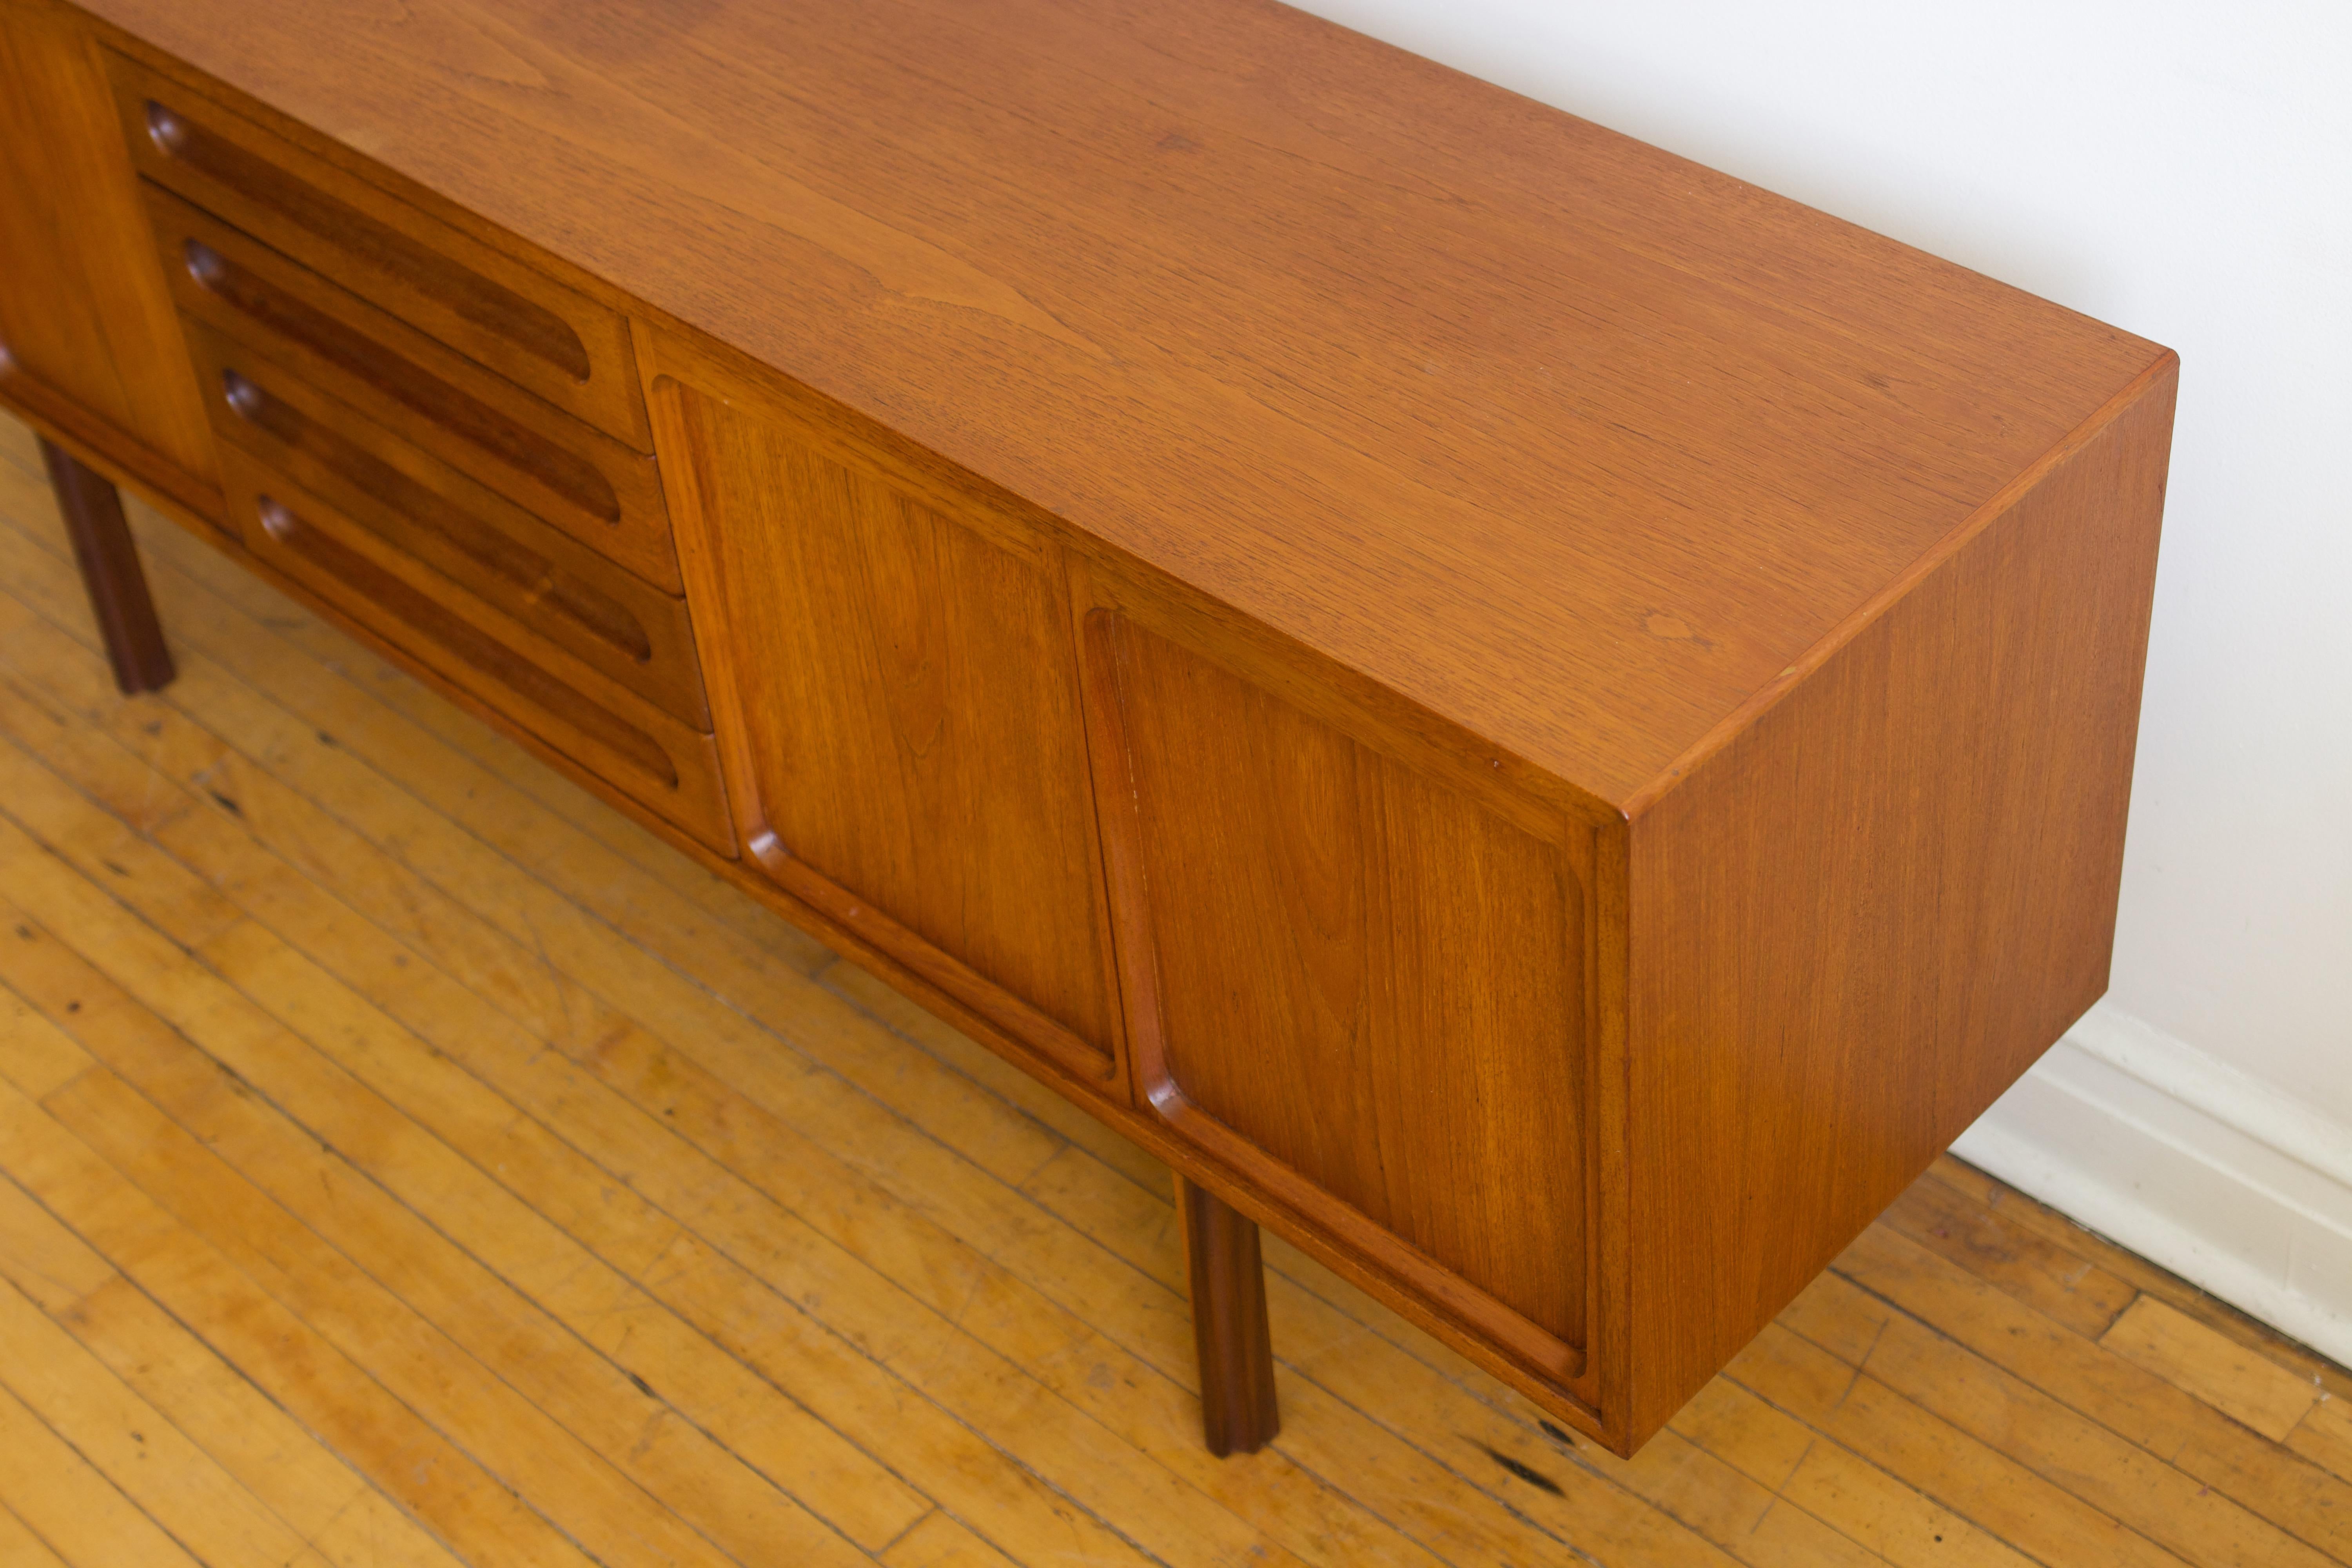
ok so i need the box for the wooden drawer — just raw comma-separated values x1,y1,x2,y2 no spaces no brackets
142,182,681,592
185,319,710,729
104,47,649,450
216,444,733,854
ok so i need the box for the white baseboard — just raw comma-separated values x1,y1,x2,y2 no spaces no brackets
1951,1001,2352,1368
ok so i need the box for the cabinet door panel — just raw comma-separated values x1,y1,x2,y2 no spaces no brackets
1091,608,1592,1380
0,0,212,502
656,371,1119,1085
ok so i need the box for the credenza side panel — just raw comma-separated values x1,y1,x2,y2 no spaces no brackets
0,0,213,501
1623,361,2178,1447
648,355,1122,1090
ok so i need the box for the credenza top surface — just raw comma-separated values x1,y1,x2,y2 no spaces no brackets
80,0,2170,808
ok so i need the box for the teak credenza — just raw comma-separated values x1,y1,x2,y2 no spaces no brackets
0,0,2176,1458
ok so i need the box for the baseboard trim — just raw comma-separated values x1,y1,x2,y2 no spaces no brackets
1952,1002,2352,1368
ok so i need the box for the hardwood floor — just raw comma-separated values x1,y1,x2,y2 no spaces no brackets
0,407,2343,1568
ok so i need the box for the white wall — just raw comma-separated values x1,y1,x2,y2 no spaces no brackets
1294,0,2352,1354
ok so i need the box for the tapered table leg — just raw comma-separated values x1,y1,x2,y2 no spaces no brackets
1175,1174,1279,1455
39,437,174,694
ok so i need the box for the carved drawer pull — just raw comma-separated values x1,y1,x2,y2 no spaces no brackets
182,238,622,524
221,369,652,664
251,488,681,791
147,98,593,383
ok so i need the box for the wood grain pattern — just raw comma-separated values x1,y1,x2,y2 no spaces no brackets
40,437,175,694
105,44,651,450
9,0,2183,1461
1625,361,2177,1442
1091,606,1591,1383
76,0,2167,805
142,183,677,589
1876,1158,2139,1339
2102,1297,2322,1444
1176,1176,1280,1458
0,0,213,502
650,343,1120,1088
185,321,708,726
1926,1156,2352,1417
2293,1394,2352,1488
0,432,2339,1568
216,445,732,851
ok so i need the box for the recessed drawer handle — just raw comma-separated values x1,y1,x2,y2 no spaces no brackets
185,238,622,524
252,490,681,791
221,370,654,664
147,99,593,383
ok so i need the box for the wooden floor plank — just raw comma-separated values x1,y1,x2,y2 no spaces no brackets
8,1073,443,1568
53,1274,460,1568
1925,1156,2352,1405
171,931,1214,1568
1835,1223,2352,1562
0,1377,204,1568
1775,1440,2038,1568
0,855,827,1568
0,1499,73,1568
0,690,935,1556
136,899,1191,1568
2290,1395,2352,1487
0,1272,312,1568
2103,1295,2321,1441
1667,1377,2038,1568
817,960,1169,1198
1800,1255,2342,1568
0,843,880,1568
0,988,97,1103
0,1172,116,1317
0,1080,599,1568
1728,1323,2193,1568
39,1063,792,1568
1878,1162,2139,1338
877,1510,1024,1568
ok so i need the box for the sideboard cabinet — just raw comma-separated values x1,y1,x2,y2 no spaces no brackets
0,0,2175,1457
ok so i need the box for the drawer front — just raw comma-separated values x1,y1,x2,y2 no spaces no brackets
186,320,710,729
105,48,650,450
218,445,733,854
144,182,681,592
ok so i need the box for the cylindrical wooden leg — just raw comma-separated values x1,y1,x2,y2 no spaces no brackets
39,437,174,694
1175,1174,1279,1456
